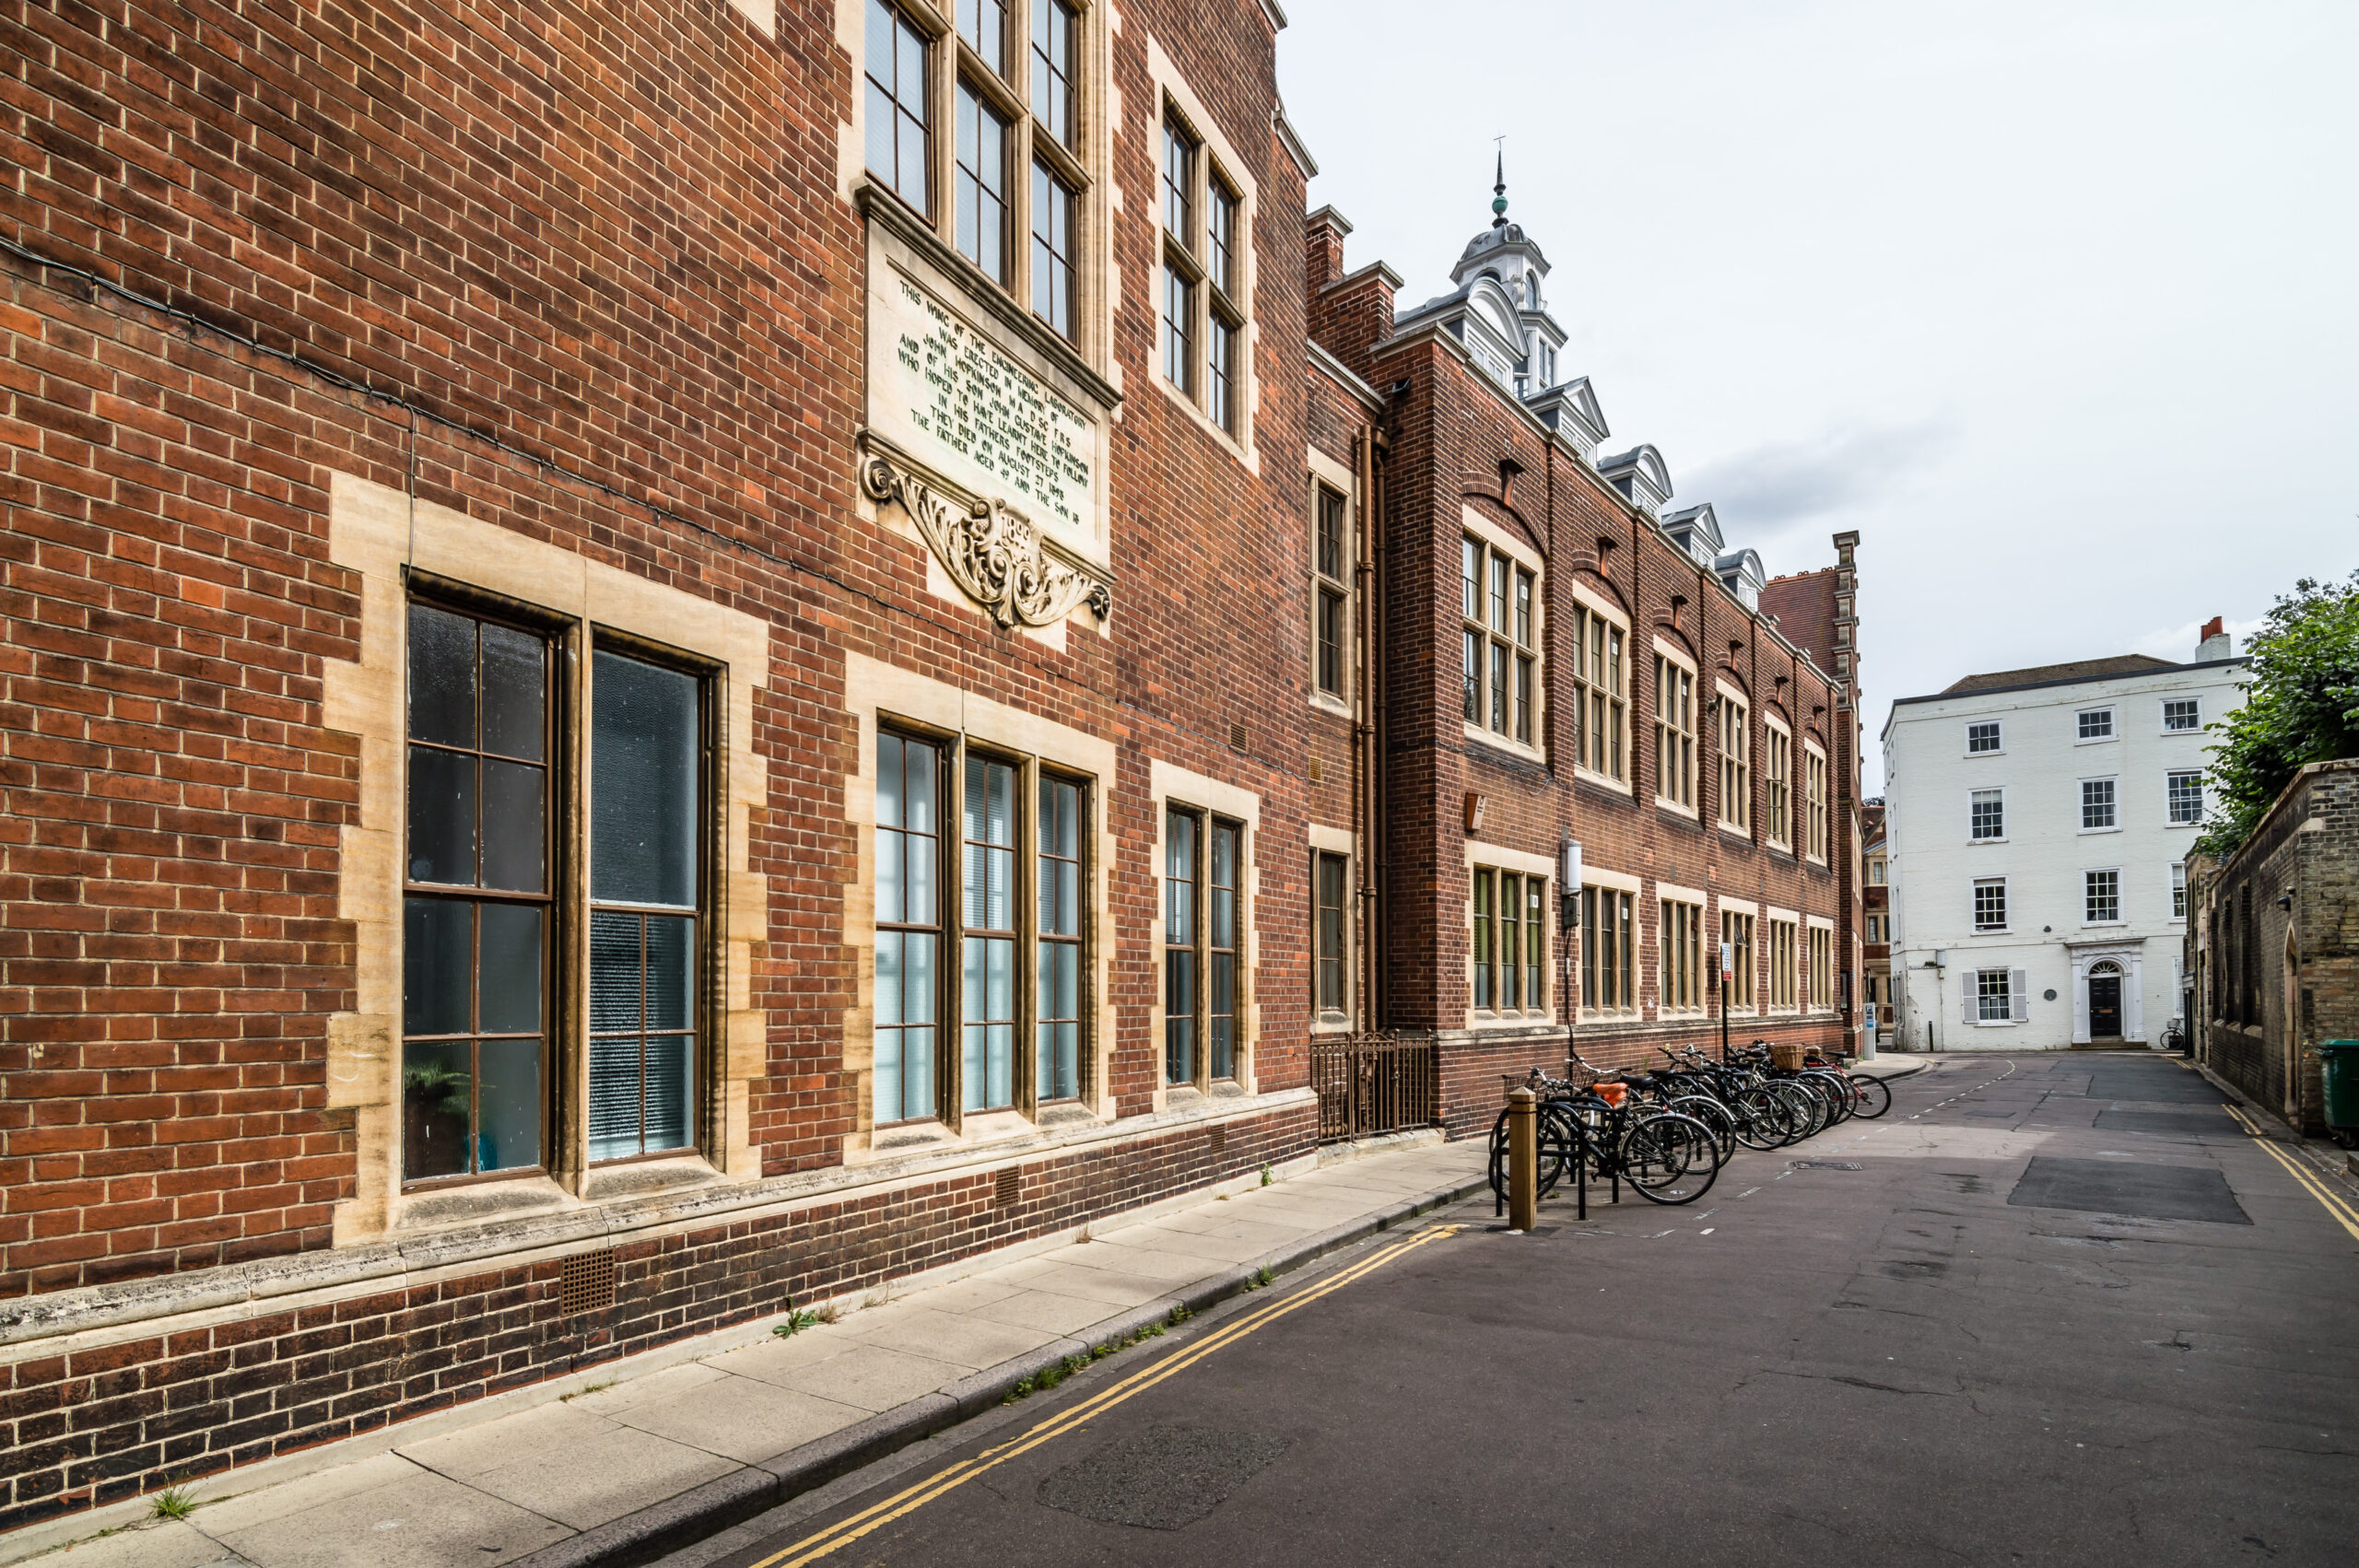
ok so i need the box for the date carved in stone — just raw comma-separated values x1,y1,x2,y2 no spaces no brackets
861,444,1111,629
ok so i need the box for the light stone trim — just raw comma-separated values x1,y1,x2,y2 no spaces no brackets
839,652,1125,1143
858,434,1112,630
1147,759,1265,1110
320,473,771,1248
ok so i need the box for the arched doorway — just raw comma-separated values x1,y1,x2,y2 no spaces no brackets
2088,961,2124,1041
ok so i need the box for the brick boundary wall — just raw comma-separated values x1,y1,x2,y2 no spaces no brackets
0,1103,1313,1531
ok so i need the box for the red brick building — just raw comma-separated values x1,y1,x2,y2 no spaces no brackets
0,0,1330,1527
1302,194,1867,1135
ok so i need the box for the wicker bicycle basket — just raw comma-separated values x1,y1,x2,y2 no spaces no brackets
1769,1042,1808,1071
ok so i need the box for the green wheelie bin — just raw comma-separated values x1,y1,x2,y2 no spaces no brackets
2318,1040,2359,1146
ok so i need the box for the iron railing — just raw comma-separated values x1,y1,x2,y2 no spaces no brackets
1312,1033,1439,1142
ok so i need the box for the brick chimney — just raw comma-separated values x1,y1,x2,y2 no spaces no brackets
1305,205,1353,299
2196,615,2231,661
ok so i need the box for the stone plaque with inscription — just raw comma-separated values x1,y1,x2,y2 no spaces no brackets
868,264,1102,541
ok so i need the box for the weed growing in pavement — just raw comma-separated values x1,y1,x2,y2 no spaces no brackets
559,1380,616,1402
1168,1304,1194,1326
1255,1265,1274,1288
149,1487,196,1522
1261,1164,1272,1187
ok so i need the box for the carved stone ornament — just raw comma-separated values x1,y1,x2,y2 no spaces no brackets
860,439,1112,629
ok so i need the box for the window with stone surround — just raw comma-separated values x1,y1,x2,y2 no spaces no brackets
1654,651,1696,811
1720,908,1755,1008
1313,484,1348,700
1764,720,1792,848
1768,919,1798,1010
1570,604,1624,778
1580,884,1634,1017
877,728,1094,1123
866,0,1093,345
1805,743,1828,861
1464,535,1541,750
1807,925,1832,1012
1161,104,1251,440
1165,807,1242,1086
1314,851,1348,1016
1718,692,1749,832
1661,898,1704,1014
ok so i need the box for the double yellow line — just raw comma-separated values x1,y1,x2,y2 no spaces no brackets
2224,1103,2359,1242
747,1223,1464,1568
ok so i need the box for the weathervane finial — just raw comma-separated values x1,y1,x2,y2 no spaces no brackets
1491,137,1508,228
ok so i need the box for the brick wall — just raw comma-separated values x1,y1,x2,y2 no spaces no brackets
0,1100,1311,1527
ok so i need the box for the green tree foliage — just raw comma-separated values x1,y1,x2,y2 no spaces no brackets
2197,570,2359,858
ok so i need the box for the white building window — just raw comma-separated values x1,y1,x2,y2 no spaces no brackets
2081,777,2117,830
1973,878,2007,931
1966,720,2002,755
2084,868,2120,925
2170,861,2188,921
1463,537,1541,748
1969,788,2004,841
1978,967,2012,1023
2076,707,2115,741
2161,697,2201,732
2166,770,2203,825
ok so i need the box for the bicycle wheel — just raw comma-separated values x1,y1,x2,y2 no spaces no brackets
1490,1104,1578,1202
1730,1085,1788,1152
1778,1082,1826,1141
1848,1072,1892,1118
1623,1114,1719,1204
1804,1071,1853,1126
1669,1094,1735,1164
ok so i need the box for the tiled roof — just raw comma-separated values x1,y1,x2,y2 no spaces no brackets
1940,654,2178,695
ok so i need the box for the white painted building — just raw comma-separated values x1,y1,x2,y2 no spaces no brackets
1883,626,2247,1050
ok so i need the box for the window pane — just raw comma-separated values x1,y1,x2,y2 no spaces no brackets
407,603,476,747
1461,539,1479,620
592,651,699,907
1030,0,1074,145
402,1037,473,1180
477,903,544,1035
1462,629,1481,721
959,0,1005,76
1209,316,1236,433
1163,122,1192,238
479,622,545,761
866,1,931,215
1208,184,1236,297
407,745,476,886
1490,642,1508,733
1515,570,1532,646
645,914,695,1031
588,1033,641,1162
1030,163,1074,338
1162,268,1194,391
475,1036,541,1172
1166,812,1195,943
590,910,643,1034
403,896,473,1037
957,86,1010,285
480,758,546,893
643,1033,694,1152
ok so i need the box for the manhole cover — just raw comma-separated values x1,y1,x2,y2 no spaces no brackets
1037,1426,1289,1529
2007,1156,2250,1224
1790,1160,1862,1171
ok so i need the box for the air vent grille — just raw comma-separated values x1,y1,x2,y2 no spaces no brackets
558,1248,618,1315
1229,721,1248,753
995,1166,1021,1209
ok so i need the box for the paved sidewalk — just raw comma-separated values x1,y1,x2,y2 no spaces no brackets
15,1138,1484,1568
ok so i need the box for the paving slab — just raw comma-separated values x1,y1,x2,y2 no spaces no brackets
453,1424,738,1532
735,1341,970,1411
612,1374,868,1466
210,1468,568,1568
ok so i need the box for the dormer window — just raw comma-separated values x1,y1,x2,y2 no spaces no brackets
1535,342,1555,389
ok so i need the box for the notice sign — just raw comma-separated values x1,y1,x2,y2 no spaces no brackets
870,266,1099,534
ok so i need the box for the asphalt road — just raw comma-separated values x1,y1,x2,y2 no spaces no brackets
682,1054,2359,1568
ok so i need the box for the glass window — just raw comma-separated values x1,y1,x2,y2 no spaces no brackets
1966,720,2001,754
2171,861,2188,921
1208,314,1237,435
1655,656,1696,809
1720,910,1754,1008
1970,789,2004,840
1765,726,1791,847
1806,748,1828,860
1978,968,2011,1023
1208,822,1238,1080
1037,776,1083,1101
1973,878,2007,931
588,651,701,1162
1719,696,1748,829
1208,181,1238,299
1315,852,1347,1014
1525,877,1545,1012
2077,708,2115,741
1161,266,1194,392
1029,0,1075,146
1030,163,1074,338
2167,770,2203,825
1162,119,1194,241
874,731,941,1123
2082,777,2118,830
1498,873,1522,1012
1580,886,1634,1014
1472,869,1493,1011
1460,542,1545,754
958,0,1006,76
961,755,1018,1112
1164,809,1196,1084
956,85,1011,285
1661,900,1701,1012
1769,920,1797,1009
864,1,931,216
1810,928,1832,1010
2162,698,2201,732
2085,869,2120,924
403,603,550,1182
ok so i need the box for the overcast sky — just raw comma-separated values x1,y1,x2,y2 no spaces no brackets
1277,0,2357,790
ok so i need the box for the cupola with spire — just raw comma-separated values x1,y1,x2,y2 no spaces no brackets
1394,150,1573,405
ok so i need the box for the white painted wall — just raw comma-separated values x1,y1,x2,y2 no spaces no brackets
1883,659,2243,1050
